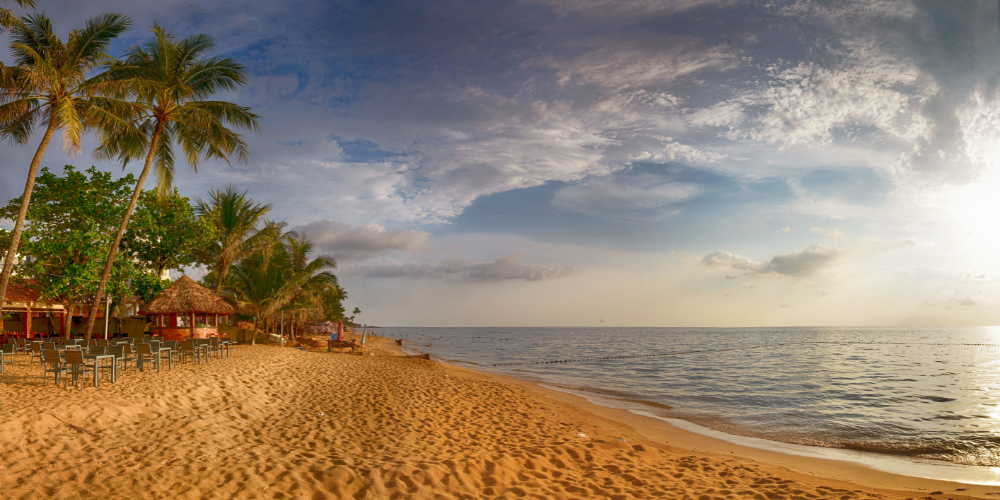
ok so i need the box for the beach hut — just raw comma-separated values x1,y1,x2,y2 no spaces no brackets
139,275,235,341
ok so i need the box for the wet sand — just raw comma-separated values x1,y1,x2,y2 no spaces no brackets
0,337,995,499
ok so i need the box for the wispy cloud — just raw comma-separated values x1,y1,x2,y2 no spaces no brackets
351,254,577,283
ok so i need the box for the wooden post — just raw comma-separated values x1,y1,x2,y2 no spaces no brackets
190,312,195,340
23,307,31,339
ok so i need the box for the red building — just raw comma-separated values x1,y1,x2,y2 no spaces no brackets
1,280,67,338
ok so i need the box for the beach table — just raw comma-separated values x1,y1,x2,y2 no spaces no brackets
135,346,173,372
84,353,116,387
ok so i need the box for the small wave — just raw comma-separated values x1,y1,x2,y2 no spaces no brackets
919,396,957,403
922,414,989,421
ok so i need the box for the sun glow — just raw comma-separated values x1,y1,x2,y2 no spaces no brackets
954,174,1000,246
953,94,1000,246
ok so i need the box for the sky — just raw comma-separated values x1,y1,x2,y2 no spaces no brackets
3,0,1000,327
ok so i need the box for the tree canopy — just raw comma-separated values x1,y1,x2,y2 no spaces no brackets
123,188,215,277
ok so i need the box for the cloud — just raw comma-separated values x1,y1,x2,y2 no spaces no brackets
714,59,932,150
958,297,977,307
353,254,577,283
543,34,734,89
629,138,728,164
296,220,431,261
702,244,843,277
552,174,699,221
764,245,843,276
701,250,763,273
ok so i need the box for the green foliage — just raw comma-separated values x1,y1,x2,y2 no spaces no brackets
129,271,170,303
123,188,215,275
0,166,137,302
223,227,343,343
196,184,273,290
316,283,346,322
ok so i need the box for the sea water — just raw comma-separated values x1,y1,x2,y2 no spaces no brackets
378,326,1000,483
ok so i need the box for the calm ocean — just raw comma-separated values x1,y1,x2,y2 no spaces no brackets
377,326,1000,484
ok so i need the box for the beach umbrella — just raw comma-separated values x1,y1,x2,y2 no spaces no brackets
337,320,344,342
361,329,368,345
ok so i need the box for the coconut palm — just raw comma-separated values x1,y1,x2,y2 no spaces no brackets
226,232,295,345
196,185,274,292
84,24,260,338
0,12,136,311
278,232,337,339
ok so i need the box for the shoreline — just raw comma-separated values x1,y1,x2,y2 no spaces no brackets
386,338,1000,497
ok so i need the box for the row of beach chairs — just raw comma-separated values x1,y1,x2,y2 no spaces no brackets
0,336,233,389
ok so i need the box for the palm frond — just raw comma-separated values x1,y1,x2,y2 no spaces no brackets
0,96,42,145
153,122,176,195
10,13,55,65
175,33,215,68
54,96,83,154
66,13,131,69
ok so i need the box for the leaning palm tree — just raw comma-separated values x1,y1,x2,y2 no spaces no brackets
84,24,260,338
196,185,275,292
0,12,136,312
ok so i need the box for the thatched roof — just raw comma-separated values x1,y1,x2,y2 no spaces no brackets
138,275,235,315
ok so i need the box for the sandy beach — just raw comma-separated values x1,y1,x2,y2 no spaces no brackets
0,337,995,499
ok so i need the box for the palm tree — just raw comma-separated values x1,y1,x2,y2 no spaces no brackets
312,280,347,323
279,232,337,340
84,24,260,338
0,12,136,313
226,234,294,345
196,185,274,292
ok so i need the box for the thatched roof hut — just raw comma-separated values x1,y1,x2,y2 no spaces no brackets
139,275,234,315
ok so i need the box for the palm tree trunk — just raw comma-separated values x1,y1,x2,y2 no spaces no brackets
215,259,229,293
0,116,59,306
84,122,164,339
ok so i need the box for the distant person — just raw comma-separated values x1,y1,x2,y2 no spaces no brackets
395,339,403,346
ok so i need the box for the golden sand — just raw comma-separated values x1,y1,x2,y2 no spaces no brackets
0,337,995,499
